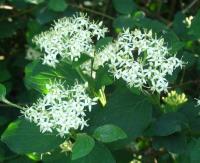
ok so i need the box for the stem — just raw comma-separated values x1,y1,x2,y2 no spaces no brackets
0,6,37,22
149,93,162,112
76,67,107,107
2,98,23,110
69,3,114,20
172,79,200,88
98,87,107,107
75,67,87,83
168,0,176,20
182,0,199,14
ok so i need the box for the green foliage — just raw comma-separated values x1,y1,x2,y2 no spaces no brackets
0,0,200,162
43,152,71,163
1,119,64,154
0,84,6,100
87,87,152,142
94,67,113,90
153,133,187,154
149,112,187,136
189,10,200,39
71,142,115,163
112,0,136,14
93,124,127,143
72,134,95,160
0,21,18,38
25,60,81,93
48,0,68,12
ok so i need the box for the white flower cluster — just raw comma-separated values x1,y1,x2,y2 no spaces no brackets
33,13,108,67
21,81,97,137
93,29,183,93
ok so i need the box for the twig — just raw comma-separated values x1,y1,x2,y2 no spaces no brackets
182,0,199,14
0,6,37,22
1,98,23,109
69,3,115,20
171,79,200,88
156,0,162,16
138,6,171,25
168,0,176,20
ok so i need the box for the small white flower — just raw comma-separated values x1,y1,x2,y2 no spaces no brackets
33,13,108,67
21,80,97,137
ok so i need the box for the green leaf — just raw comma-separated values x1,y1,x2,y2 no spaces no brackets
95,67,113,90
72,134,95,160
0,63,11,82
6,156,35,163
113,16,135,29
172,12,189,39
24,60,81,93
176,138,200,163
1,119,64,154
71,142,115,163
149,112,187,136
87,87,152,142
180,102,200,135
189,10,200,39
95,37,113,51
0,21,17,38
35,7,57,25
182,51,197,68
112,149,133,163
189,138,200,163
48,0,68,12
112,0,136,14
93,124,127,143
26,20,43,44
8,0,27,9
43,152,71,163
153,133,187,154
0,83,6,100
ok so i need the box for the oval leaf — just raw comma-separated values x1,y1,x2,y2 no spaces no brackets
1,119,64,154
112,0,136,14
87,86,152,141
48,0,68,12
149,112,187,136
71,142,115,163
25,60,81,93
72,133,95,160
93,124,127,143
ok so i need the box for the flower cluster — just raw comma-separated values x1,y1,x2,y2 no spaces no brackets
162,90,188,107
21,80,97,137
93,29,183,93
32,13,183,93
33,13,108,67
